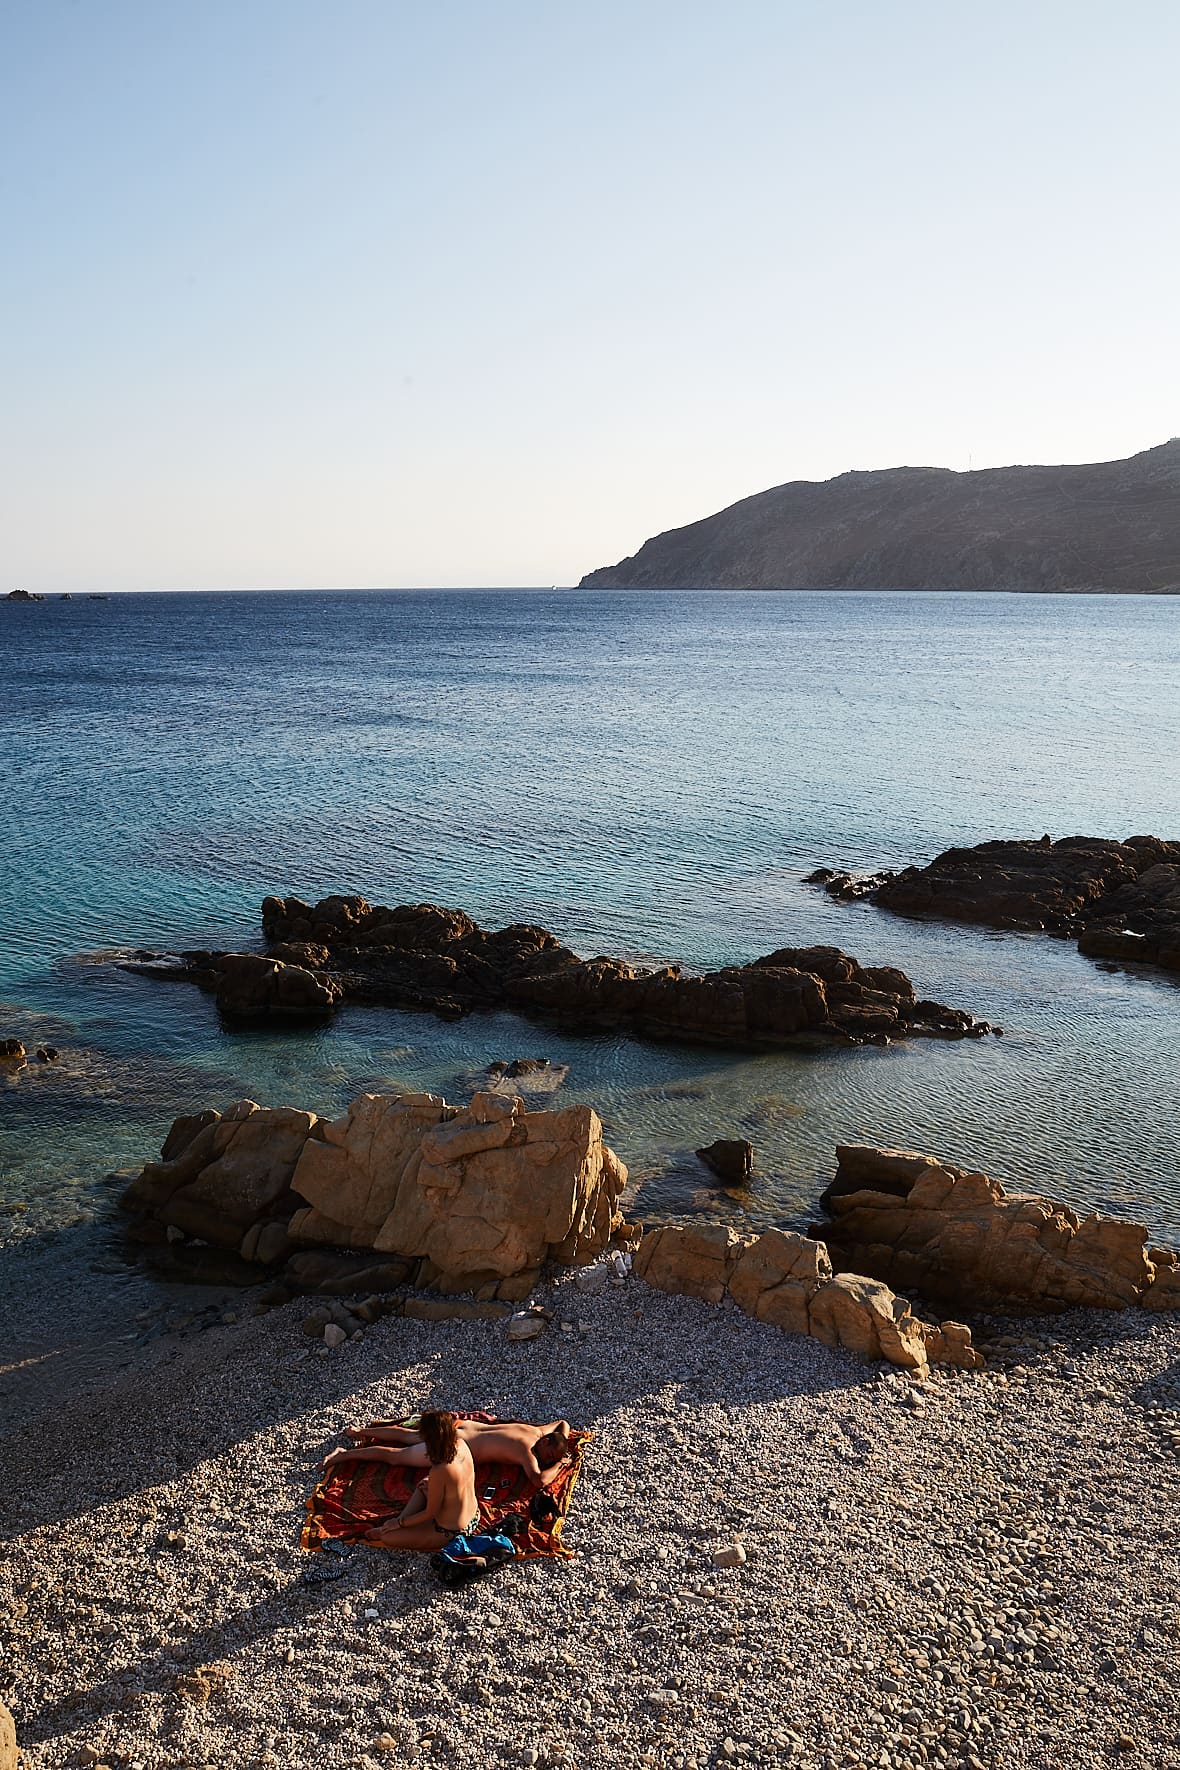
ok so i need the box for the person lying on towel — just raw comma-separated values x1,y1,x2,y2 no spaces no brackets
353,1409,481,1552
325,1415,572,1486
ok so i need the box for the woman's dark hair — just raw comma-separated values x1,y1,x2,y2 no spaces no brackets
419,1410,460,1465
534,1426,570,1469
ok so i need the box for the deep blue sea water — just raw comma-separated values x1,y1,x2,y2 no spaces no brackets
3,589,1179,1243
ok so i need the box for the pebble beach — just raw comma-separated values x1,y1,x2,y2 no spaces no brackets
3,1230,1179,1770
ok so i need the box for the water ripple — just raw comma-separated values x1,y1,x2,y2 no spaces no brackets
2,589,1179,1242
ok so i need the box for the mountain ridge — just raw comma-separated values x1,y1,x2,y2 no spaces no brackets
579,440,1180,593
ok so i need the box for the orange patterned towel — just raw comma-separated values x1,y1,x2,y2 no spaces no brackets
302,1414,591,1559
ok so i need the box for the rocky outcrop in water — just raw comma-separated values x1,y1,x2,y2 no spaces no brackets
633,1221,980,1372
205,951,345,1020
810,834,1180,976
696,1139,754,1184
129,892,994,1049
813,1144,1180,1315
579,440,1180,593
122,1090,627,1301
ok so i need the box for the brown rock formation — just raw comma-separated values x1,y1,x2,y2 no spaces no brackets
206,952,344,1021
579,440,1180,593
122,1090,627,1299
1077,858,1180,970
129,893,990,1048
696,1139,754,1184
816,1144,1180,1314
812,835,1180,977
874,835,1179,931
633,1221,979,1371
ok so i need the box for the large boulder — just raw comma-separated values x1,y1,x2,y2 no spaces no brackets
727,1226,831,1335
634,1219,979,1371
817,1143,1178,1313
634,1223,751,1303
122,1100,319,1246
806,1272,931,1369
290,1090,626,1288
208,952,343,1021
123,1090,627,1298
0,1699,15,1770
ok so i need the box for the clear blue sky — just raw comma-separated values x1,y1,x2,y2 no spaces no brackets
2,0,1177,590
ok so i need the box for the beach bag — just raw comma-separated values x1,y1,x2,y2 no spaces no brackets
429,1529,518,1588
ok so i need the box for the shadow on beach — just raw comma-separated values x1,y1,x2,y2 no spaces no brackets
1,1248,877,1749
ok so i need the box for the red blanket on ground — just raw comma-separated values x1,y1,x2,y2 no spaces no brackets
302,1414,590,1560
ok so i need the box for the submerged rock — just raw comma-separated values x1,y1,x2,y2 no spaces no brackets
484,1057,569,1095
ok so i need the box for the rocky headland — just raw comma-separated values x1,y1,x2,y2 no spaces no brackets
580,439,1180,593
810,833,1180,975
124,891,996,1048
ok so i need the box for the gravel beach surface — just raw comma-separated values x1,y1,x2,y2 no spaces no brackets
2,1234,1179,1770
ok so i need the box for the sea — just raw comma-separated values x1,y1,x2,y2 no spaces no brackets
3,588,1179,1246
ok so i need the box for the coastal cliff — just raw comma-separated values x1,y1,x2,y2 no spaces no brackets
580,440,1180,593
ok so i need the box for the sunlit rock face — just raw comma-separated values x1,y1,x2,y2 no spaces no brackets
816,1143,1180,1314
121,1090,627,1300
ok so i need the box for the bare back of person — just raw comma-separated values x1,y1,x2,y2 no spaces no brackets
456,1420,566,1480
425,1440,479,1534
363,1427,479,1553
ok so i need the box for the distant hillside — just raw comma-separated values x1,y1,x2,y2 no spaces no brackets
580,441,1180,593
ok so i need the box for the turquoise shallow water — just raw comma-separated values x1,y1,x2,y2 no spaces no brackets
2,588,1179,1243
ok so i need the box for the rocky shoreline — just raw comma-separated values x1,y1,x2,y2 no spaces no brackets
809,833,1180,975
114,1080,1180,1386
122,892,997,1048
6,884,1180,1767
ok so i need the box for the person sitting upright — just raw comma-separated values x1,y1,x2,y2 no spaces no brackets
358,1409,480,1553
